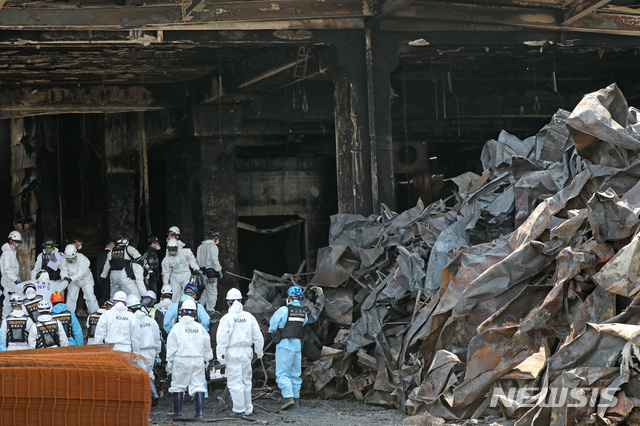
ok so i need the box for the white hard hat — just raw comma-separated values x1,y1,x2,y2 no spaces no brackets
226,288,242,301
9,294,23,305
167,239,179,249
37,300,52,313
127,294,141,307
168,226,180,235
116,236,130,246
64,244,77,258
181,298,197,311
8,231,21,242
161,285,173,295
145,290,157,300
36,270,50,282
113,291,127,304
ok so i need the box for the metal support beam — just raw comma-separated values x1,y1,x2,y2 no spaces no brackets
0,0,371,30
562,0,612,26
389,1,640,36
183,0,208,22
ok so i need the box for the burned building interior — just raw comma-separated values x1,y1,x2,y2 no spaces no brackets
1,0,640,289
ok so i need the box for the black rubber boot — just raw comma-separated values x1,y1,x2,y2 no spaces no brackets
195,392,205,418
167,392,184,417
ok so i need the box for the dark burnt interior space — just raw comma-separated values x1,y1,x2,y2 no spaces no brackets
4,3,640,284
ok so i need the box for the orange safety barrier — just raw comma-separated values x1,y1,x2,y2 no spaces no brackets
0,345,150,426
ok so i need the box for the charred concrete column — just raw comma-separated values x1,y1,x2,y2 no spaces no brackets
192,104,239,305
197,139,238,301
367,30,398,210
36,116,61,243
163,140,198,246
8,118,38,279
104,113,138,242
333,30,397,215
333,31,373,215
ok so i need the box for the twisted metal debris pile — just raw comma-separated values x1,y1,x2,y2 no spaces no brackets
246,83,640,425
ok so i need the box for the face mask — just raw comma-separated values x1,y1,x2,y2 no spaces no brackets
67,257,77,263
78,245,82,250
155,244,161,251
25,289,36,299
44,248,53,256
11,243,19,250
169,250,177,256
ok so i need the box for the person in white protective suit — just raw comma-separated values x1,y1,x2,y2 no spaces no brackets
216,288,264,418
166,226,184,246
30,238,66,282
93,291,140,352
129,294,162,406
100,236,143,299
155,285,174,314
0,231,22,318
22,282,42,323
196,229,223,312
24,271,69,311
86,301,112,345
2,294,36,350
161,238,201,303
29,300,68,349
166,298,213,419
62,244,100,314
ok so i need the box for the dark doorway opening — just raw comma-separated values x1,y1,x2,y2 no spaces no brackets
237,215,305,293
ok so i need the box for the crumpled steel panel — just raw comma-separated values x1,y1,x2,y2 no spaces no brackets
241,84,640,425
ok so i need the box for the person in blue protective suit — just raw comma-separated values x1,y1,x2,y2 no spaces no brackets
50,291,84,346
268,285,307,410
163,283,210,334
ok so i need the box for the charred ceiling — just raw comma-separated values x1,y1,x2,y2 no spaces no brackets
2,0,640,211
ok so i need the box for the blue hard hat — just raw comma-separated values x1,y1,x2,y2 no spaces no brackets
184,283,198,295
287,286,303,298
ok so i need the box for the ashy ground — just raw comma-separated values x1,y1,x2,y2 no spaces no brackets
150,386,405,425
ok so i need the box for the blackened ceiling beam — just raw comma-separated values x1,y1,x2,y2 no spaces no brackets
0,84,194,119
366,0,416,28
0,29,351,45
389,2,640,36
562,0,612,26
0,0,372,30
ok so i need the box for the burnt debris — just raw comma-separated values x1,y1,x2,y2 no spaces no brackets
245,83,640,424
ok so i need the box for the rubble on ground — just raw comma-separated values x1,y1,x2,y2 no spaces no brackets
245,83,640,425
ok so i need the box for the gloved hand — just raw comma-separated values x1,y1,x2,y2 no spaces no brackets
257,353,263,360
64,277,71,283
196,269,203,275
154,357,161,367
13,280,19,285
217,270,223,279
218,356,226,365
166,361,173,372
204,361,209,368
